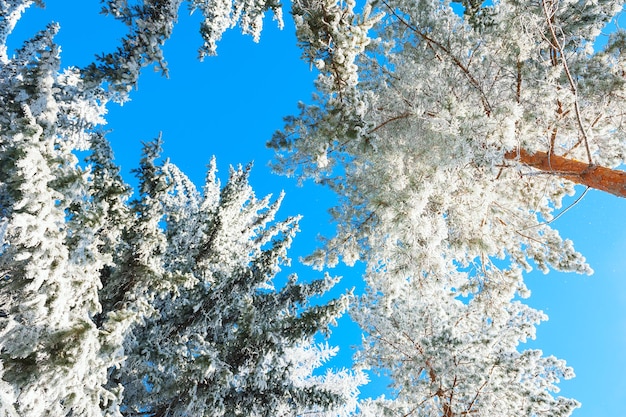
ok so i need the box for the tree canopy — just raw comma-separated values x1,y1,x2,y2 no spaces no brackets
1,0,625,416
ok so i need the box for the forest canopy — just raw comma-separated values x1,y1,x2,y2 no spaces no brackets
1,0,625,416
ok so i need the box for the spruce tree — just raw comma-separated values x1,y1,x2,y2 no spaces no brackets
116,141,362,416
0,24,117,416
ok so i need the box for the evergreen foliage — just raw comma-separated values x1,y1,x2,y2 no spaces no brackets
1,0,625,416
0,21,115,416
0,4,361,414
270,0,625,415
115,141,359,417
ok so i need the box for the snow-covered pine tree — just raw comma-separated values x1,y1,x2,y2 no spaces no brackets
113,140,363,417
1,5,364,415
0,22,120,415
105,141,362,416
269,0,626,414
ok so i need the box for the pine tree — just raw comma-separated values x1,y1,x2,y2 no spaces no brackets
0,23,118,415
269,0,626,414
6,1,625,415
115,142,363,416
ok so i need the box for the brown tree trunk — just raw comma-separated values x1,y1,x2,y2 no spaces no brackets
504,149,626,198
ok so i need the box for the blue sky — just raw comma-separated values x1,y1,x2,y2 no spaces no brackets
8,1,626,415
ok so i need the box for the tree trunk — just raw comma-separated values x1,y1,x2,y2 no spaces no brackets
504,149,626,198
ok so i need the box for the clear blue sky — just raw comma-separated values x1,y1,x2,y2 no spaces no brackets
8,2,626,415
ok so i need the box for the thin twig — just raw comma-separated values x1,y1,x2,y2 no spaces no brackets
518,186,589,231
369,111,413,134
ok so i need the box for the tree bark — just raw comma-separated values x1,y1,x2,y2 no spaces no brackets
504,149,626,198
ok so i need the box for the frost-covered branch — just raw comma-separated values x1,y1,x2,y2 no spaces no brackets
0,0,43,63
379,0,493,116
110,141,362,417
293,0,381,90
541,0,594,164
84,0,284,96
